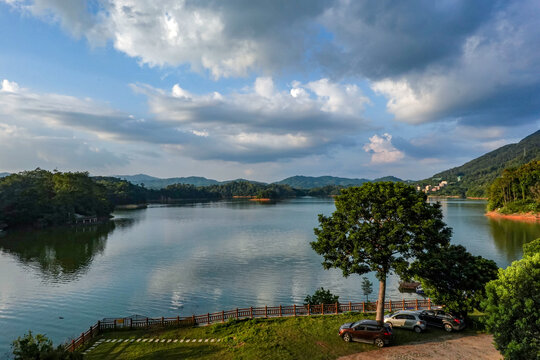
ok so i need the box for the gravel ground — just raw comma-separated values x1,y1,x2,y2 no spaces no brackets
338,334,502,360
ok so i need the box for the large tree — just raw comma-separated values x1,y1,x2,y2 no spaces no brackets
311,182,452,323
483,239,540,360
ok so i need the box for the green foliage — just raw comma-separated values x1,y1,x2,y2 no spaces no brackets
411,245,498,316
361,277,373,302
0,169,113,229
303,287,339,305
487,160,540,213
523,238,540,257
93,177,147,205
417,130,540,197
311,182,452,321
12,331,82,360
483,246,540,360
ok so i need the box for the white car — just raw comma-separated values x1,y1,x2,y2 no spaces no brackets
384,310,427,333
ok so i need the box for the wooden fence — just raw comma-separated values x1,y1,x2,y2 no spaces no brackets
65,298,433,352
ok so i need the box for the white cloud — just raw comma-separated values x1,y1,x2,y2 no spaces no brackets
363,133,404,164
1,79,20,93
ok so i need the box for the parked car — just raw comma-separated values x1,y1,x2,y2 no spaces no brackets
384,310,427,333
416,285,424,294
338,319,393,347
418,310,466,332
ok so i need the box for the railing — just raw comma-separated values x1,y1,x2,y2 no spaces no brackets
65,298,433,352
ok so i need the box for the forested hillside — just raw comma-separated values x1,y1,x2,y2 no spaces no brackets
418,130,540,197
487,160,539,214
273,175,403,189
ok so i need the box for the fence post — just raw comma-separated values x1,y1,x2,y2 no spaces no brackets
130,318,133,330
250,307,253,319
114,319,116,330
335,302,339,315
207,313,210,324
146,317,149,328
161,316,164,326
279,305,282,317
362,302,365,313
236,308,239,320
71,340,75,352
321,303,324,315
177,316,180,326
389,300,392,312
402,299,405,310
265,305,268,318
428,298,431,310
81,332,85,346
98,321,101,334
349,301,352,312
192,314,196,325
90,326,93,338
222,311,225,323
293,304,296,317
307,304,310,316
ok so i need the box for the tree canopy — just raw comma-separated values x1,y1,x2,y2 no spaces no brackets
311,182,452,322
483,239,540,360
411,244,498,316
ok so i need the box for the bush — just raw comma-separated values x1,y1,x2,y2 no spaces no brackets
483,247,540,359
304,288,339,305
11,331,82,360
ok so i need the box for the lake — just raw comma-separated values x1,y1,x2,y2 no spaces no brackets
0,198,538,354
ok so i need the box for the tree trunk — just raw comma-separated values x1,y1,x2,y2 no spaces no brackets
376,277,386,324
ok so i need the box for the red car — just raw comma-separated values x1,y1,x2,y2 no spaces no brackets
338,320,393,347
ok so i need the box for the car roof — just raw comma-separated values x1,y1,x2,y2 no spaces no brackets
357,320,380,326
393,310,420,315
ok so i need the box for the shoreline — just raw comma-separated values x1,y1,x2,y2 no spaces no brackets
485,211,540,222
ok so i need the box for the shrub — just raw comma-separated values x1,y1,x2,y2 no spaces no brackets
304,288,339,305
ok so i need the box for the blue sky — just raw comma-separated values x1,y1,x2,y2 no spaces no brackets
0,0,538,181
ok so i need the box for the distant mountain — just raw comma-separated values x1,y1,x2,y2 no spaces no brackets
116,175,221,189
273,175,403,189
419,130,540,197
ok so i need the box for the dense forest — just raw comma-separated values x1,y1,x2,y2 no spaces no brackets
487,160,540,214
0,169,113,229
0,169,347,229
417,130,540,197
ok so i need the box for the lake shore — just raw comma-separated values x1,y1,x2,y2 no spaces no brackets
485,211,540,222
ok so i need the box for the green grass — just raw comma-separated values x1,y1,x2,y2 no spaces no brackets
83,313,483,360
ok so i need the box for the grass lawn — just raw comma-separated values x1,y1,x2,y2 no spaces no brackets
83,313,483,360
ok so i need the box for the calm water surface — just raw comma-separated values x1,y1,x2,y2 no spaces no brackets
0,198,538,354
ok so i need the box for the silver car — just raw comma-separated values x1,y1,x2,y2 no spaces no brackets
384,310,427,333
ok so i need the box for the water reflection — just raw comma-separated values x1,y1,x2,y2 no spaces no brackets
0,220,131,282
488,217,540,263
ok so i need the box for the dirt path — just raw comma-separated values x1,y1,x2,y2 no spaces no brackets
338,334,502,360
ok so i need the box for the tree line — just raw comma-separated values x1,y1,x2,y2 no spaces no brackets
487,160,540,214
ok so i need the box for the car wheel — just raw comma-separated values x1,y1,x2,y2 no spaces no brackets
343,333,352,342
444,323,453,332
374,338,385,348
414,326,422,333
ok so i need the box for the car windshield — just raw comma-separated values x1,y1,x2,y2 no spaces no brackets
351,321,364,328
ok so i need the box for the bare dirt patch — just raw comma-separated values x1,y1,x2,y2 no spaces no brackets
338,334,502,360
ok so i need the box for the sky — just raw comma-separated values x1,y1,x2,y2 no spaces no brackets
0,0,538,182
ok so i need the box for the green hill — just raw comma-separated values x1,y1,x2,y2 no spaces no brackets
419,130,540,197
274,176,370,189
116,175,221,189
